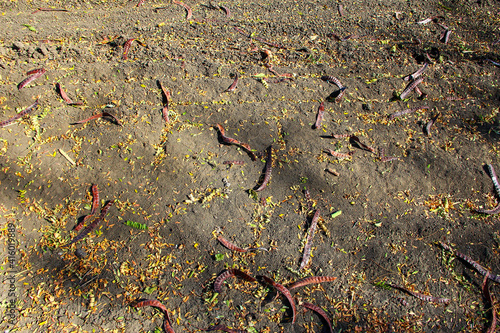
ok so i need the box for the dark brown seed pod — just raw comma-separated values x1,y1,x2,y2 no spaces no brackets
74,184,99,231
219,6,230,17
216,123,256,160
259,275,296,324
255,145,273,192
0,100,39,128
65,200,114,246
350,135,376,153
425,114,439,136
159,81,171,123
300,210,320,270
56,82,73,104
301,302,333,333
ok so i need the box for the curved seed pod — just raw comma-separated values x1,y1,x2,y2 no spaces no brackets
425,114,439,136
218,235,268,253
0,100,39,128
350,135,376,153
217,236,247,252
440,242,500,283
123,38,135,60
321,76,344,89
487,164,500,197
314,101,325,129
482,273,498,333
219,6,230,17
216,123,226,136
133,298,168,314
442,29,451,44
389,106,429,120
324,149,353,159
287,276,337,290
389,284,449,304
216,123,241,145
332,133,351,138
302,302,333,333
225,74,239,92
163,317,175,333
159,81,171,122
75,184,99,231
335,86,347,102
72,112,122,126
26,69,45,76
223,160,245,165
214,269,256,293
216,124,256,160
400,77,423,99
300,210,320,270
173,0,192,20
403,63,428,81
65,200,114,246
56,82,74,104
18,68,46,90
255,145,273,192
474,204,500,214
378,148,399,162
260,276,296,324
132,299,175,333
475,164,500,214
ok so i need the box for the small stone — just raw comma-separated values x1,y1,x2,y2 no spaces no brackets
13,41,26,50
27,46,36,58
75,248,87,259
38,46,49,56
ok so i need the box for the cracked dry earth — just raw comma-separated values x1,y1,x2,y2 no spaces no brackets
0,0,500,332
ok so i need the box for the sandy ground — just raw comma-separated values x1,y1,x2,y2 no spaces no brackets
0,0,500,332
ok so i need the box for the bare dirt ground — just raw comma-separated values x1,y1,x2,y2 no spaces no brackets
0,0,500,332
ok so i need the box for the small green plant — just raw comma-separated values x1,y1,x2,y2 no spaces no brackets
374,281,391,290
124,220,148,230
